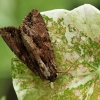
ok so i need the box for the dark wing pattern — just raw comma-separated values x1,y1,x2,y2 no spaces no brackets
20,9,57,81
0,9,57,82
0,27,38,75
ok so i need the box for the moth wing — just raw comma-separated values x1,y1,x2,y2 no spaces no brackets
0,27,38,74
0,27,23,57
20,9,57,81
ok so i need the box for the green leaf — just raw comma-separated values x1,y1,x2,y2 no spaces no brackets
12,4,100,100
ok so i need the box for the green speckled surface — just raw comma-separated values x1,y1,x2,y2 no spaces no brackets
12,4,100,100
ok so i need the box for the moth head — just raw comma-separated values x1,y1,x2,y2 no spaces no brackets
48,73,58,82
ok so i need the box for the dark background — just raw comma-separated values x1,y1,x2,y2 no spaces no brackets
0,0,100,100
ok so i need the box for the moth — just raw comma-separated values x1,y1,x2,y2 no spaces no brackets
0,9,57,82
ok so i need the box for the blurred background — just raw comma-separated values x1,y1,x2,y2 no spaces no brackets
0,0,100,100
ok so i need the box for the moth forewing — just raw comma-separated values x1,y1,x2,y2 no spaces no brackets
20,32,51,79
0,27,23,57
20,9,57,82
0,27,39,76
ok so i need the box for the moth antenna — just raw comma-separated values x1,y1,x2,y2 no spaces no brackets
43,81,51,86
57,71,64,73
67,58,79,71
57,57,81,79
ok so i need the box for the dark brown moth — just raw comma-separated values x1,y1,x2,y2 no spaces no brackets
0,9,57,82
